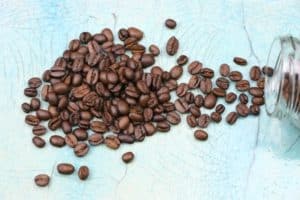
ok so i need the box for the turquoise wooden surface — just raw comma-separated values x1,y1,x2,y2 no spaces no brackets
0,0,300,199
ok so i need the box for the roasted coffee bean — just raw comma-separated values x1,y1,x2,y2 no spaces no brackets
165,19,177,29
53,82,69,95
73,128,88,141
28,77,42,88
42,70,51,82
69,39,80,51
262,66,274,77
233,56,247,65
194,95,204,107
136,80,150,94
90,121,107,133
32,125,47,136
236,103,249,117
184,92,194,104
239,93,248,104
32,136,46,148
200,68,214,78
216,77,230,90
50,135,65,147
188,75,201,89
229,71,243,81
198,114,210,128
250,66,261,81
250,104,260,115
118,116,130,130
176,83,189,97
177,55,188,66
175,98,189,113
252,97,265,105
105,135,120,149
34,174,50,187
166,36,179,56
30,98,40,110
165,79,178,91
74,142,89,156
141,54,155,68
189,105,201,117
134,125,146,141
188,61,202,75
41,85,50,100
25,115,40,126
144,122,156,136
128,27,143,40
101,28,113,41
24,87,37,97
215,104,225,114
249,87,264,97
226,112,238,125
212,88,226,97
194,130,208,141
22,102,31,113
118,28,129,41
199,78,212,94
118,134,135,144
88,133,104,146
236,80,250,91
65,134,78,148
166,111,181,125
186,114,197,128
78,166,89,180
170,65,183,79
48,117,62,130
79,32,92,43
210,112,221,123
86,68,99,85
57,163,75,175
204,93,217,109
220,64,230,77
149,44,160,56
61,120,72,134
225,92,237,103
156,121,170,132
36,109,51,120
257,77,265,89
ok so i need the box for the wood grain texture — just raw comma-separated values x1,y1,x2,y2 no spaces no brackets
0,0,300,199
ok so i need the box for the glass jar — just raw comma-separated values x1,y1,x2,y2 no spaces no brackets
265,36,300,129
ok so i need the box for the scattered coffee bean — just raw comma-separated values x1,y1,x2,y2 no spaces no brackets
28,77,42,88
189,105,201,117
186,114,197,128
32,125,47,136
175,98,189,113
149,44,160,56
122,152,135,163
32,136,46,148
34,174,50,187
36,109,51,120
236,80,250,91
212,87,226,97
25,115,40,126
177,55,188,65
236,103,250,117
188,61,202,75
257,77,265,89
194,95,204,107
78,166,89,180
88,133,104,146
30,98,41,110
65,134,78,148
262,66,274,77
170,65,183,79
226,112,238,125
249,87,264,97
225,92,237,103
210,112,222,123
250,66,261,81
229,71,243,81
22,102,31,113
57,163,75,175
50,135,65,147
250,104,260,115
166,111,181,125
24,87,37,97
194,130,208,141
165,19,177,29
204,93,217,109
198,114,210,128
239,93,248,104
233,57,247,65
220,64,230,77
176,83,189,97
166,36,179,56
200,68,214,78
215,104,225,114
74,142,89,156
252,97,265,105
216,77,230,90
105,135,120,150
200,78,212,94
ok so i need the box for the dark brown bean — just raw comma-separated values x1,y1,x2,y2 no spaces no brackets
34,174,50,187
30,98,40,111
262,66,274,77
225,92,237,103
78,166,89,180
32,125,47,136
128,27,143,40
198,114,210,128
252,97,265,105
90,121,108,133
199,78,212,94
215,104,225,114
229,71,243,81
250,66,261,81
216,77,230,90
200,68,214,78
50,135,65,147
141,54,155,68
188,75,201,89
166,36,179,56
236,103,250,117
175,99,189,113
177,55,188,65
239,93,248,104
57,163,75,175
188,61,202,75
204,93,217,109
122,152,135,163
36,109,51,120
236,80,250,91
79,32,92,43
233,57,247,65
219,64,230,77
210,112,222,123
166,111,181,125
194,130,208,141
156,121,170,132
53,82,69,95
170,65,183,79
194,95,204,107
212,88,226,97
73,128,88,141
105,135,120,150
176,83,189,97
186,114,197,128
149,44,160,56
226,112,238,125
165,19,177,29
74,142,89,156
32,136,46,148
22,102,31,113
65,134,78,148
250,104,260,115
249,87,264,97
28,77,42,88
88,133,104,146
25,115,40,126
24,87,37,97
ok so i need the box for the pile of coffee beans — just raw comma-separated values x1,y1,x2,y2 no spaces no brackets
22,18,272,187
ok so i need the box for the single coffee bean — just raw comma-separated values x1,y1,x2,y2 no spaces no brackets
149,44,160,56
199,78,212,94
57,163,75,175
88,133,104,146
34,174,50,187
156,121,171,132
32,136,46,148
215,104,225,114
90,121,108,133
47,92,58,105
101,28,113,41
105,135,120,150
30,98,40,111
69,39,80,51
236,103,250,117
118,134,135,144
78,166,89,180
236,80,250,91
65,134,78,148
204,93,217,109
25,115,40,126
79,32,92,43
226,112,238,125
166,36,179,56
250,104,260,115
189,105,201,117
233,56,247,65
36,109,51,120
165,79,178,91
32,125,47,136
210,112,222,123
118,28,129,41
188,61,202,75
216,77,230,90
22,102,31,113
175,98,189,113
176,83,189,97
122,152,135,163
177,55,188,66
49,135,65,147
128,27,143,40
250,66,261,81
225,92,237,103
212,87,226,97
24,87,37,97
194,95,204,107
74,142,89,157
166,111,181,125
194,130,208,141
144,122,156,136
186,114,197,127
229,71,243,81
141,54,155,68
198,114,210,128
73,128,88,141
188,75,201,89
249,87,264,97
252,97,265,105
52,82,69,95
136,80,150,94
165,19,177,29
257,77,265,89
219,64,230,77
170,65,183,79
200,68,214,78
118,116,130,130
28,77,42,88
239,93,248,104
262,66,274,77
48,116,62,130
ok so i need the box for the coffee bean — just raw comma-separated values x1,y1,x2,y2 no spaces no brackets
24,87,37,97
233,57,247,65
118,116,130,130
188,75,201,89
128,27,143,40
252,97,265,105
166,36,179,56
239,93,248,104
177,55,188,66
210,112,221,122
156,121,170,132
50,135,65,147
236,80,250,91
249,87,264,97
30,98,40,111
256,77,265,89
186,114,197,127
149,44,160,56
122,152,135,163
101,28,113,41
204,93,217,109
32,125,47,136
88,133,104,146
165,19,177,29
34,174,50,187
194,130,208,141
25,115,40,126
184,92,195,104
250,104,260,115
225,92,237,103
48,116,62,130
194,95,204,107
166,111,181,125
216,77,230,90
215,104,225,114
141,54,155,68
53,82,69,95
212,87,226,97
136,80,150,94
65,134,78,148
69,39,80,51
199,78,212,94
32,136,46,148
74,142,89,156
79,32,92,43
200,68,214,78
250,66,261,81
236,103,249,117
188,61,202,75
170,65,183,79
176,83,189,97
105,135,120,150
78,166,89,180
73,128,88,141
165,79,178,91
22,102,31,113
219,64,230,77
144,122,156,136
262,66,274,77
175,98,189,113
226,112,238,125
36,109,51,120
28,77,42,88
57,163,75,175
229,71,243,81
90,121,107,133
198,114,210,128
118,28,129,41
